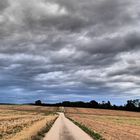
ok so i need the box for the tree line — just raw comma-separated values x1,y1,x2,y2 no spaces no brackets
34,99,140,112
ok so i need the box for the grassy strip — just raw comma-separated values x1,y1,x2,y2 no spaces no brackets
68,117,105,140
31,117,58,140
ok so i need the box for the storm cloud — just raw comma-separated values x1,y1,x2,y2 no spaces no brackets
0,0,140,104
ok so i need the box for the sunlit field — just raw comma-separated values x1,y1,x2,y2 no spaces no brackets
0,105,58,140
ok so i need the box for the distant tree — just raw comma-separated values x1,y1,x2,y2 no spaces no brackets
62,101,71,106
106,101,111,108
31,98,139,112
112,104,118,109
90,100,99,108
102,101,105,104
125,100,135,110
133,99,140,107
35,100,42,105
100,101,112,109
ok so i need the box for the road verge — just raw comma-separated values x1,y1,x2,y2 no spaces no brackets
31,116,58,140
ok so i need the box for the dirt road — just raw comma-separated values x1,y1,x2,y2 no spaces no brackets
43,113,93,140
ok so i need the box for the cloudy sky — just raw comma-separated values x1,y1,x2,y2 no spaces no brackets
0,0,140,104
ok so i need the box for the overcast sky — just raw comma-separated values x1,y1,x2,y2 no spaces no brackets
0,0,140,104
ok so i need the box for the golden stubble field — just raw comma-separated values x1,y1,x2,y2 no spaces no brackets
65,107,140,140
0,105,58,140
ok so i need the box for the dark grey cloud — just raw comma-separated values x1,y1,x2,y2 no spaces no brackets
0,0,9,12
77,31,140,55
0,0,140,103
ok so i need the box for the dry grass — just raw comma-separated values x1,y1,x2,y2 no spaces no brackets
66,107,140,140
8,115,57,140
0,105,58,140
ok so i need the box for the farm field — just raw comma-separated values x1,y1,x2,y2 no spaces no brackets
1,105,140,140
0,105,58,140
65,107,140,140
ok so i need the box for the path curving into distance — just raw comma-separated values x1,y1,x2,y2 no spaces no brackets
43,113,93,140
